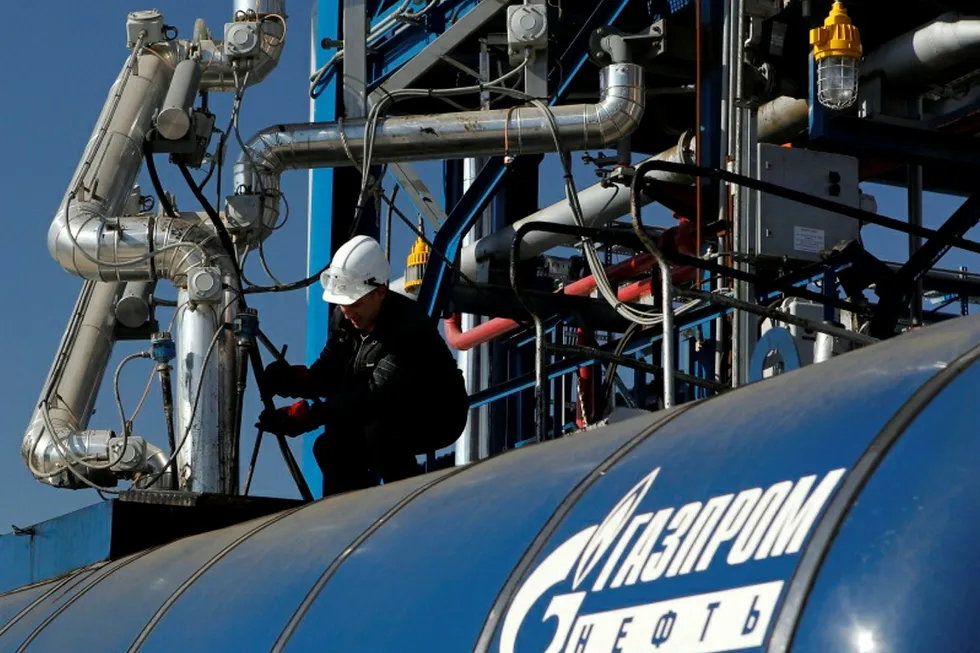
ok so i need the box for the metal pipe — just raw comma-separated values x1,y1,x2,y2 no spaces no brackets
533,316,547,442
115,281,155,328
23,282,123,488
235,62,645,230
38,47,241,492
862,13,980,87
909,163,924,325
157,361,179,490
197,0,287,92
219,274,242,492
24,46,175,487
174,295,221,492
158,59,203,141
456,153,488,466
630,161,677,409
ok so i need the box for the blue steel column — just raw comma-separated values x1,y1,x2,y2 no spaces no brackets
305,0,380,497
700,0,725,393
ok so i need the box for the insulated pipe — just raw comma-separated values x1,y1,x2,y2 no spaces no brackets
862,13,980,88
145,2,287,93
24,47,175,488
23,282,123,488
234,63,646,230
115,281,155,329
35,42,238,492
158,59,203,141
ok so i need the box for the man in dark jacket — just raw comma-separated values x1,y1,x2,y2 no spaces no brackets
257,235,469,497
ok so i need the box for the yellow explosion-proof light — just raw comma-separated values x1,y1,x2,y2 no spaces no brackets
809,1,862,110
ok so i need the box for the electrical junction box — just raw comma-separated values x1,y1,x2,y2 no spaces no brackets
224,21,261,59
755,144,861,263
507,4,548,62
760,298,835,367
127,10,165,48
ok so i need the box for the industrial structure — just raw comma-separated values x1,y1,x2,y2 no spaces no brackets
3,0,980,650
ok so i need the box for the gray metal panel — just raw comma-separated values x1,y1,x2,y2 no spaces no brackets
755,144,862,262
278,410,672,652
0,579,64,630
4,514,288,652
134,469,456,652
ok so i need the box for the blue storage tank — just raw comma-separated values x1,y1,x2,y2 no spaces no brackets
2,314,980,653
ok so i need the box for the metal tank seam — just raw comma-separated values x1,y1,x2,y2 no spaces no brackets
764,340,980,653
12,545,164,652
126,503,312,652
471,400,702,653
0,566,100,640
269,462,492,653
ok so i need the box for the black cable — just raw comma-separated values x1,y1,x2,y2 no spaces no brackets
144,149,178,219
174,155,248,295
599,322,640,417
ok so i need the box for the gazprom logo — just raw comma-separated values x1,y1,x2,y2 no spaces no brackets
499,466,846,653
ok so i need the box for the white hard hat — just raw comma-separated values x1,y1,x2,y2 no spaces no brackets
319,235,391,306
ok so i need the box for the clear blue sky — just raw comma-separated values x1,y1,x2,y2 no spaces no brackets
0,0,974,531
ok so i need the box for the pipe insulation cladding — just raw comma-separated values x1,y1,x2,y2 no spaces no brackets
862,13,980,87
32,0,292,491
234,63,646,231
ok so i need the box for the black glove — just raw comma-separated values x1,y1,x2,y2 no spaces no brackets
262,360,312,398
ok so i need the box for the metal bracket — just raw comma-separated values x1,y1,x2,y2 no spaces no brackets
389,163,447,230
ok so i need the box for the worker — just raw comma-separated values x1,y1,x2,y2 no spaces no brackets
256,235,470,497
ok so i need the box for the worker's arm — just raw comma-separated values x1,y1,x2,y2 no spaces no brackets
320,349,414,426
265,311,349,399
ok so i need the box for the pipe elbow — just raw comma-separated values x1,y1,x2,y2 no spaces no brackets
47,201,109,279
593,63,646,145
21,414,115,490
198,6,288,92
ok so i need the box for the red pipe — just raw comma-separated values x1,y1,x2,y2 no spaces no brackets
445,262,696,350
575,328,596,429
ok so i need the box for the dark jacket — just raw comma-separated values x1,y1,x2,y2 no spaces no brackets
307,290,469,452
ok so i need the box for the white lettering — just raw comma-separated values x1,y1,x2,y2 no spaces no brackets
755,468,846,558
641,502,702,582
727,481,793,564
610,508,673,589
696,488,762,571
572,469,660,591
669,494,735,577
555,581,784,652
592,513,652,592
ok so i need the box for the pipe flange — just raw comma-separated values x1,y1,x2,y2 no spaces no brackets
589,26,627,67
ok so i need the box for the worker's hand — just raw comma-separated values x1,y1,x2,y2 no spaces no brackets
255,401,319,437
263,360,312,398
